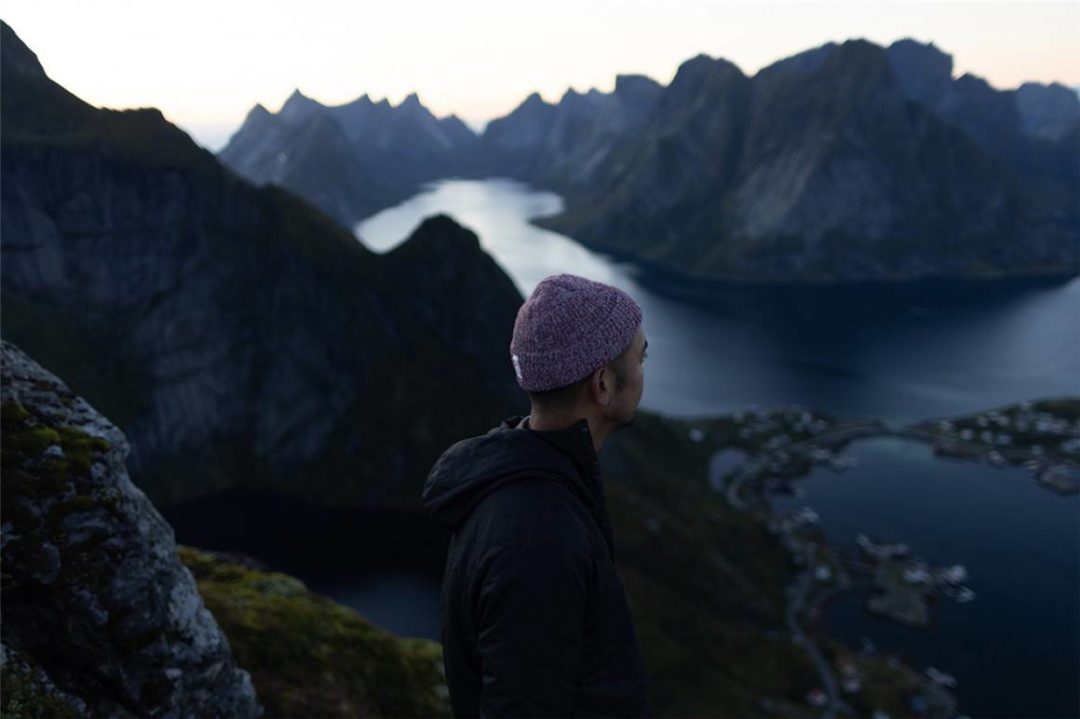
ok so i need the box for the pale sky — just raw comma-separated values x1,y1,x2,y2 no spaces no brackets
4,0,1079,150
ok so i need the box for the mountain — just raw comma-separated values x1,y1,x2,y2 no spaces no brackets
525,39,1079,284
0,21,526,510
480,74,663,184
219,89,479,227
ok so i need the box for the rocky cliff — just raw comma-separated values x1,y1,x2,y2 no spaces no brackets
0,340,262,718
1,22,527,510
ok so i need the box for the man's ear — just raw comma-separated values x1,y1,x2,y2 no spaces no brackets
590,366,612,406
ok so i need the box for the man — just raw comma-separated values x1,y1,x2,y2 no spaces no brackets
422,273,651,718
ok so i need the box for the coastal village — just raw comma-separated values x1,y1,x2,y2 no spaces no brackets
694,397,1080,718
910,399,1080,495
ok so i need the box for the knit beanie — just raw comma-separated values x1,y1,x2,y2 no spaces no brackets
510,274,642,392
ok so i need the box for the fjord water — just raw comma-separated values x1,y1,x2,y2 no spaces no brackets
349,178,1079,714
772,437,1079,718
356,178,1080,423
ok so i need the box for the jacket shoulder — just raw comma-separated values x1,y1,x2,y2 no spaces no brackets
468,477,594,551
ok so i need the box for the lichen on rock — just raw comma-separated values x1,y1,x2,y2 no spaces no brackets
0,339,262,718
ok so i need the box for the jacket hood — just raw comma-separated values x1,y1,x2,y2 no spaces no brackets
421,415,602,530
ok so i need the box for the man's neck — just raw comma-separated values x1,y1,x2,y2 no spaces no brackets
526,410,609,453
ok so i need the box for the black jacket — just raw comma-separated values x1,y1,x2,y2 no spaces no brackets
421,415,650,718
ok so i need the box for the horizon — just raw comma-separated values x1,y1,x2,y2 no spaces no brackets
3,0,1079,150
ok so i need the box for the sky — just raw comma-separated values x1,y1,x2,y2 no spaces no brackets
4,0,1079,150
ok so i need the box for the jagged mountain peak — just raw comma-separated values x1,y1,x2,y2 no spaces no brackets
888,37,953,67
614,74,661,94
954,72,997,91
886,38,954,107
285,87,311,102
521,91,552,108
758,41,838,78
275,88,326,127
245,103,272,121
339,93,374,109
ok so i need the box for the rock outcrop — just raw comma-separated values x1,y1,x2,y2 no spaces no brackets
0,340,262,718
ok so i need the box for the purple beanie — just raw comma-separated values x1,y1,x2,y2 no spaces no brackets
510,274,642,392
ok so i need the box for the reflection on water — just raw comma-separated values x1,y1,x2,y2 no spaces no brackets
772,437,1080,718
357,179,1080,423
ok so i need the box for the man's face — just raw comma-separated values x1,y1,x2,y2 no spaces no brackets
607,326,647,429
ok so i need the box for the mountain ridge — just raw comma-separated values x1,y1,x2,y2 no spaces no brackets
217,35,1078,284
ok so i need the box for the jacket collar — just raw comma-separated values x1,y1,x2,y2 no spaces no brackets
510,415,599,477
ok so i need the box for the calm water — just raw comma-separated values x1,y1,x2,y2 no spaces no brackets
773,437,1079,718
356,178,1080,423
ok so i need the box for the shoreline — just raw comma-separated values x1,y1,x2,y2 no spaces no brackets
711,397,1079,717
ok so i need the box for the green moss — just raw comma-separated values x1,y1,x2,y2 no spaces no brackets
2,401,71,501
4,424,61,460
177,546,450,719
1,400,112,507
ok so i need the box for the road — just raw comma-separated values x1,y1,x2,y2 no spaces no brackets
786,566,840,719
